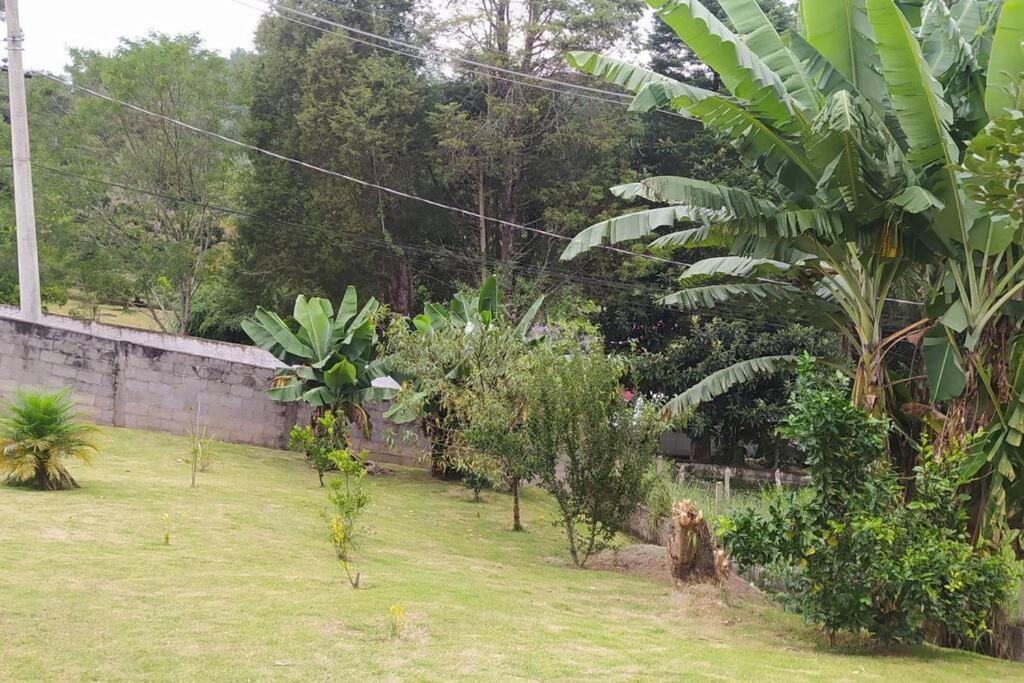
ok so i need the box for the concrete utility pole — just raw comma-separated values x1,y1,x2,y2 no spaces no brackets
5,0,41,321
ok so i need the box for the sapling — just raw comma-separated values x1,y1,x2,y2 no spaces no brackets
326,448,370,588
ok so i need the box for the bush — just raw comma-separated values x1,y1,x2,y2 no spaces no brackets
0,389,96,490
289,411,350,486
720,361,1019,648
524,348,665,566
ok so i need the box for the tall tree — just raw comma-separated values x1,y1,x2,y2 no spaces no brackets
53,34,246,333
233,0,440,315
428,0,645,270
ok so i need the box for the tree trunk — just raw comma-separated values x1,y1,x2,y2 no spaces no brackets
563,512,579,565
35,464,78,491
511,477,522,531
667,500,729,584
384,256,414,315
852,343,885,416
478,165,488,283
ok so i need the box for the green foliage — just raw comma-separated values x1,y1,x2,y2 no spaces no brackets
55,34,247,332
234,1,438,314
632,318,835,466
564,0,1024,422
243,288,396,428
326,447,370,589
720,362,1019,648
965,109,1024,225
460,350,539,525
385,276,542,477
523,348,666,565
289,411,349,487
0,389,97,491
187,420,219,488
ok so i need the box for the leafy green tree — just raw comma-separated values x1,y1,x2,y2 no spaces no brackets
234,0,440,315
523,347,665,566
385,275,543,483
55,34,246,332
428,0,644,268
721,362,1017,649
631,317,837,467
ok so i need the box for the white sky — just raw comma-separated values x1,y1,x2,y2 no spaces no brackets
17,0,262,73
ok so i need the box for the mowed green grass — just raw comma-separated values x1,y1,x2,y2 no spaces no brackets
1,428,1020,681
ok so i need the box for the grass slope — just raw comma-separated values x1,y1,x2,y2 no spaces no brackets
0,427,1019,681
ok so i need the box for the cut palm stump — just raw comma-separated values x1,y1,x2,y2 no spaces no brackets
667,500,730,585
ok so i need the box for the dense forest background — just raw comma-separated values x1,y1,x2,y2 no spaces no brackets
0,0,813,463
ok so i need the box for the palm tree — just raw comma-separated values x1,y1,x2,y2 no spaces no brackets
564,0,1024,534
1,390,97,490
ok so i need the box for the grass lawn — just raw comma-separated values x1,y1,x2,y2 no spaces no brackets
1,427,1020,681
47,297,168,331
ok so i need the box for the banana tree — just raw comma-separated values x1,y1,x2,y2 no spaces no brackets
241,287,398,435
562,0,1023,423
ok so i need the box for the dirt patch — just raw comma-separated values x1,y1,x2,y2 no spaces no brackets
589,543,673,583
588,543,763,605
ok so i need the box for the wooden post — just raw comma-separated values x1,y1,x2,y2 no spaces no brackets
677,463,687,484
774,468,783,488
723,467,731,501
714,481,724,512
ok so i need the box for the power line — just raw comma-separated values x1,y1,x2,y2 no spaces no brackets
35,70,696,270
233,1,633,109
33,72,924,311
264,0,641,103
14,157,691,303
227,3,924,311
231,0,674,116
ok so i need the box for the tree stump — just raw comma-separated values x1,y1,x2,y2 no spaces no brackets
667,500,730,585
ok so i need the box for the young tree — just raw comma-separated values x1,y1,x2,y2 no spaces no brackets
524,348,665,566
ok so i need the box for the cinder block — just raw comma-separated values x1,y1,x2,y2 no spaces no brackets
205,381,230,396
229,384,254,399
39,350,67,365
75,370,104,385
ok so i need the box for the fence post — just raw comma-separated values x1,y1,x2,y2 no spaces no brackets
715,481,724,512
723,467,731,501
775,468,783,488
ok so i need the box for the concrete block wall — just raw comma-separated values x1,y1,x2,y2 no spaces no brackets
0,308,425,466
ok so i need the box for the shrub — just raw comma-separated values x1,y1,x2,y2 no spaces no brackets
326,447,370,589
454,452,499,502
186,419,219,487
720,361,1019,648
0,389,96,490
524,348,665,566
289,411,348,486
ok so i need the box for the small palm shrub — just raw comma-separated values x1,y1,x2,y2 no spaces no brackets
0,389,97,490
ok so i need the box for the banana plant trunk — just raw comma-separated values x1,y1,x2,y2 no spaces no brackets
852,343,886,416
